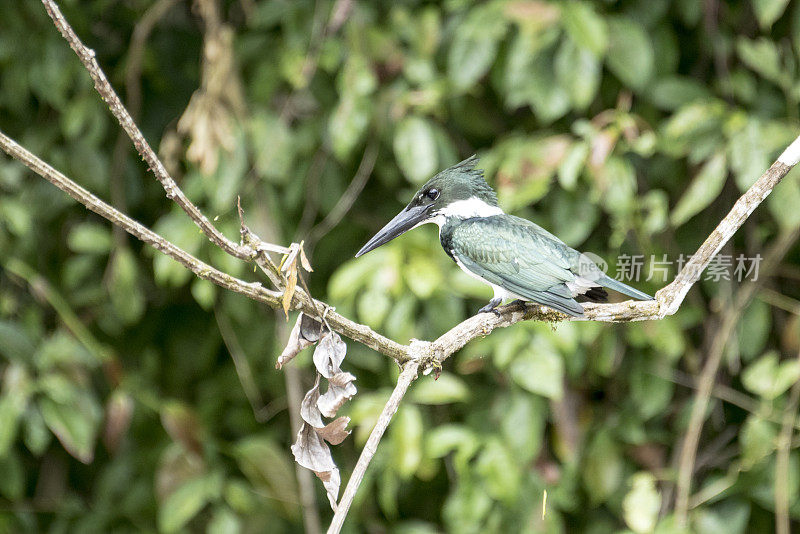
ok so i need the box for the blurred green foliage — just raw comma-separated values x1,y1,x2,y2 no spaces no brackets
2,0,800,532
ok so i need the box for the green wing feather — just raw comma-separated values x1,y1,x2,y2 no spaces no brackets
447,216,585,316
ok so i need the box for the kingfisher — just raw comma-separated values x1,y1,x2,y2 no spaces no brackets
355,155,653,317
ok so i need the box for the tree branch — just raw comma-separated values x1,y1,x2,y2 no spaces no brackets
673,227,800,525
41,0,252,261
327,360,421,534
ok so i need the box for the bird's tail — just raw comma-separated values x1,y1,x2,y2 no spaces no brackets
597,274,654,301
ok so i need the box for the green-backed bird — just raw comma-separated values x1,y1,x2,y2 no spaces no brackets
355,155,653,317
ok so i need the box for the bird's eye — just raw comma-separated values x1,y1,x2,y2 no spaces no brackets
426,188,440,201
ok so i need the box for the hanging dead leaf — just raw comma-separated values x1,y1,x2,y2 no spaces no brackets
315,468,341,511
300,313,325,342
300,377,352,443
281,254,298,319
276,313,325,369
299,377,324,427
317,372,357,418
299,241,313,272
316,416,351,445
312,332,347,378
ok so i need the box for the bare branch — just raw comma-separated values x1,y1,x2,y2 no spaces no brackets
327,360,421,534
40,0,252,261
673,227,800,525
0,129,282,307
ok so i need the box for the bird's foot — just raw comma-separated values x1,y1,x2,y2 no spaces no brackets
478,298,503,316
510,299,528,309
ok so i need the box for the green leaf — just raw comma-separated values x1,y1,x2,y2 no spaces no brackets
736,37,783,85
649,76,713,110
630,360,674,420
447,6,507,92
555,38,601,109
357,288,391,329
0,450,24,500
499,392,545,463
753,0,791,29
476,438,520,503
394,116,439,183
207,506,241,534
742,351,800,400
329,96,372,161
404,255,442,299
605,17,655,90
728,118,770,191
38,376,102,463
0,364,30,456
109,247,145,325
425,424,480,464
248,112,294,182
152,212,203,287
0,322,35,362
411,373,469,405
737,299,772,361
739,416,776,469
661,100,726,155
768,168,800,229
158,475,215,533
508,343,564,400
623,473,661,533
561,2,608,57
583,429,624,504
67,222,112,255
558,141,588,190
670,152,727,226
233,435,298,512
391,405,423,479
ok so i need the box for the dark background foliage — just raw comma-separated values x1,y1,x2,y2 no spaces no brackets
2,0,800,532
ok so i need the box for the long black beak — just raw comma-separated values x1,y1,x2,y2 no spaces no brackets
355,204,432,257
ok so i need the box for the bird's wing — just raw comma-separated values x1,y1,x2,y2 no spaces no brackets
447,217,585,316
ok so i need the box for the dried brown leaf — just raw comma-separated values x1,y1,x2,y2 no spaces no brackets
299,242,313,272
300,378,352,442
316,416,351,445
300,313,325,342
299,378,324,428
312,332,347,379
317,372,357,418
314,468,341,511
276,313,314,369
281,255,298,319
291,422,336,473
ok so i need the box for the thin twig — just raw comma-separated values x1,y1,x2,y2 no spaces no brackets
776,350,800,534
308,139,379,245
214,307,268,421
674,228,800,525
41,0,251,261
0,129,280,306
327,360,421,534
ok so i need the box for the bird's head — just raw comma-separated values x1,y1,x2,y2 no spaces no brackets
355,155,503,257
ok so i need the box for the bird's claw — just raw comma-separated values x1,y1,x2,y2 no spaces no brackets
478,298,503,315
